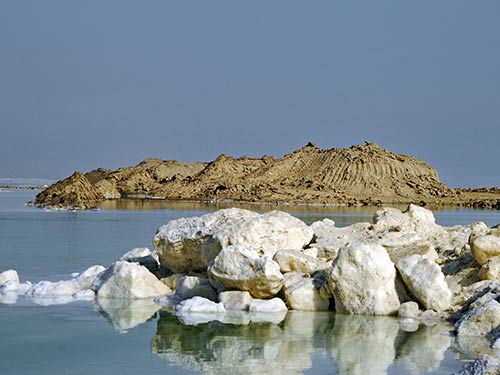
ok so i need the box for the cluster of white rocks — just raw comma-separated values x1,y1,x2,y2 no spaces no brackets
2,205,500,350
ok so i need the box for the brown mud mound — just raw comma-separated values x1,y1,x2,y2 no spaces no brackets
35,142,500,209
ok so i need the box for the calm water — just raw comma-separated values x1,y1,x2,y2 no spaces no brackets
1,189,500,375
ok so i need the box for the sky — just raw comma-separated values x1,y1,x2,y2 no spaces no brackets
0,1,499,188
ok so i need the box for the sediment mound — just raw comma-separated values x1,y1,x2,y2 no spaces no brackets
35,142,498,209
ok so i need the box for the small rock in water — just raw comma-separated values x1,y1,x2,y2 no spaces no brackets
398,301,421,319
0,270,19,288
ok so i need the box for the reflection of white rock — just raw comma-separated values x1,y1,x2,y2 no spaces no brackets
73,289,95,301
153,208,313,273
328,243,400,315
96,297,160,331
0,292,18,304
155,294,183,309
249,311,287,325
329,315,400,375
394,324,451,374
26,265,105,300
92,261,170,298
208,245,283,299
396,254,451,311
152,312,307,375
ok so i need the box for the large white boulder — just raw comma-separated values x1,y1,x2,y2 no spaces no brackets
27,265,105,298
396,254,452,311
470,230,500,266
207,245,283,299
327,243,400,315
373,204,440,236
282,273,329,311
91,261,170,298
153,208,313,273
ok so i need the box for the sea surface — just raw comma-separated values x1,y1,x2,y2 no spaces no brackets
1,188,500,375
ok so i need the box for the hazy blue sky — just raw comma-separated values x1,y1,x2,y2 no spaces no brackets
1,1,499,187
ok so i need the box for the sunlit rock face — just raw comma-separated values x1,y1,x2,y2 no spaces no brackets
396,254,452,311
91,261,170,298
207,245,284,299
327,243,400,315
470,230,500,266
153,208,313,273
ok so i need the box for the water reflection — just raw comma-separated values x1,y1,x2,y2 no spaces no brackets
393,324,452,374
151,311,460,375
96,298,160,332
99,199,380,225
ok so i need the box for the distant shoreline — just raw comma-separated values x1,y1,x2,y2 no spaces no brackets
0,185,47,191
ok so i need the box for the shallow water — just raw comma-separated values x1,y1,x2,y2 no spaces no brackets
1,189,500,374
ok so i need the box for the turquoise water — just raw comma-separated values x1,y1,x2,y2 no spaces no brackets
1,189,500,374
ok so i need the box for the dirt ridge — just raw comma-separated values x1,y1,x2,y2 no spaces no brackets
34,142,500,209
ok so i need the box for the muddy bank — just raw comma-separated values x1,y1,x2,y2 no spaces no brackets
34,142,500,209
